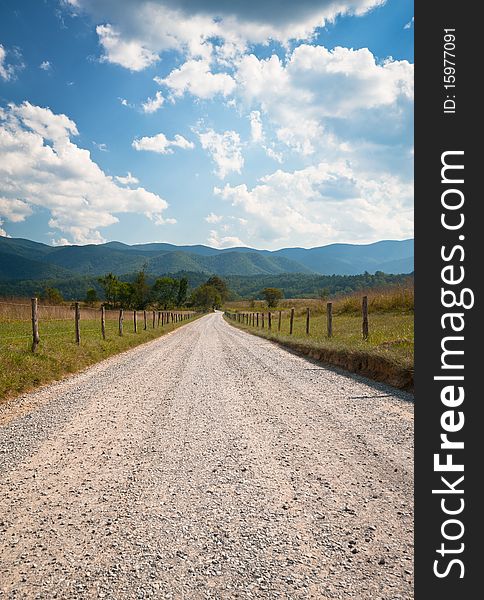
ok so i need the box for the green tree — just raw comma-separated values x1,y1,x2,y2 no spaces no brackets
131,270,150,309
117,281,135,309
261,287,283,308
206,275,229,303
97,273,120,307
42,287,64,305
190,284,221,310
84,288,99,306
177,277,188,307
152,277,179,309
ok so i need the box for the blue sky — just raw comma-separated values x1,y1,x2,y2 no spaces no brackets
0,0,413,249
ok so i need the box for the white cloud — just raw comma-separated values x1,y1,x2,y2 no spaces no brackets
0,44,21,81
67,1,385,71
0,219,10,237
96,23,159,71
197,129,244,179
141,90,164,113
214,161,413,247
249,110,263,142
208,229,245,248
132,132,194,154
115,172,139,185
404,17,414,29
0,197,33,222
39,60,52,71
0,102,175,244
235,45,413,155
264,145,283,163
205,212,223,224
93,141,108,151
157,59,235,99
51,237,71,246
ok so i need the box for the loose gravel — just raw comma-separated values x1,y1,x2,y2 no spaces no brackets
0,312,413,599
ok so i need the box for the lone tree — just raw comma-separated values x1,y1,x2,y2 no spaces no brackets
261,287,283,308
98,273,120,307
84,288,99,306
177,277,189,307
42,287,64,305
152,277,179,309
206,275,229,303
190,284,221,310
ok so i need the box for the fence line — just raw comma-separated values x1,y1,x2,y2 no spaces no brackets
0,298,198,351
224,295,370,341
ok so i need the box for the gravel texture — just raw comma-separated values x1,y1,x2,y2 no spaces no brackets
0,312,414,599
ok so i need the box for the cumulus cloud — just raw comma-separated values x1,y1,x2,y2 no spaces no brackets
0,44,23,81
96,23,159,71
207,229,245,249
235,45,413,155
132,132,194,154
0,102,175,244
141,90,164,113
0,197,33,222
39,60,52,71
197,129,244,179
66,1,384,70
156,60,235,99
0,219,9,237
214,161,413,247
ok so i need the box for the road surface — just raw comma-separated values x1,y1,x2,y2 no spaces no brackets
0,312,413,599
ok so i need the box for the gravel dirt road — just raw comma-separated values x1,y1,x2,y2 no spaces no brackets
0,312,413,599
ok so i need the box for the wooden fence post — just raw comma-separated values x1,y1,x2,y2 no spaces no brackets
75,302,80,345
31,297,40,353
278,310,282,331
362,296,369,340
157,311,161,326
119,309,123,336
327,302,333,338
133,310,137,333
268,312,272,330
101,305,106,340
261,312,265,328
306,308,310,335
256,312,259,327
143,310,147,330
153,310,156,328
289,308,295,335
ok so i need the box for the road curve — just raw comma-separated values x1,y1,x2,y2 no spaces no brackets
0,312,413,599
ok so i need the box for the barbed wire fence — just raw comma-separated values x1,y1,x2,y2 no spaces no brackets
0,298,197,352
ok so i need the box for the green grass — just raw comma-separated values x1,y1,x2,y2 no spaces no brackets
227,311,413,368
225,308,413,389
0,314,200,402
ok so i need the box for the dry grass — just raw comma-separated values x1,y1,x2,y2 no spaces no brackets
224,284,414,315
224,287,414,389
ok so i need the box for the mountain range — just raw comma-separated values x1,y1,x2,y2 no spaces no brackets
0,236,414,281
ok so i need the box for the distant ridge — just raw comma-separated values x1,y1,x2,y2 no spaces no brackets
0,236,413,280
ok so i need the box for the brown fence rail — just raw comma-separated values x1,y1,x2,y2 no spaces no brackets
0,299,198,352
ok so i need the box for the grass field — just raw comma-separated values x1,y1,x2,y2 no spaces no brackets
224,287,414,390
0,303,199,402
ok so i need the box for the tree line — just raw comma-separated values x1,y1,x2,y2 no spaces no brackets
96,272,230,310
